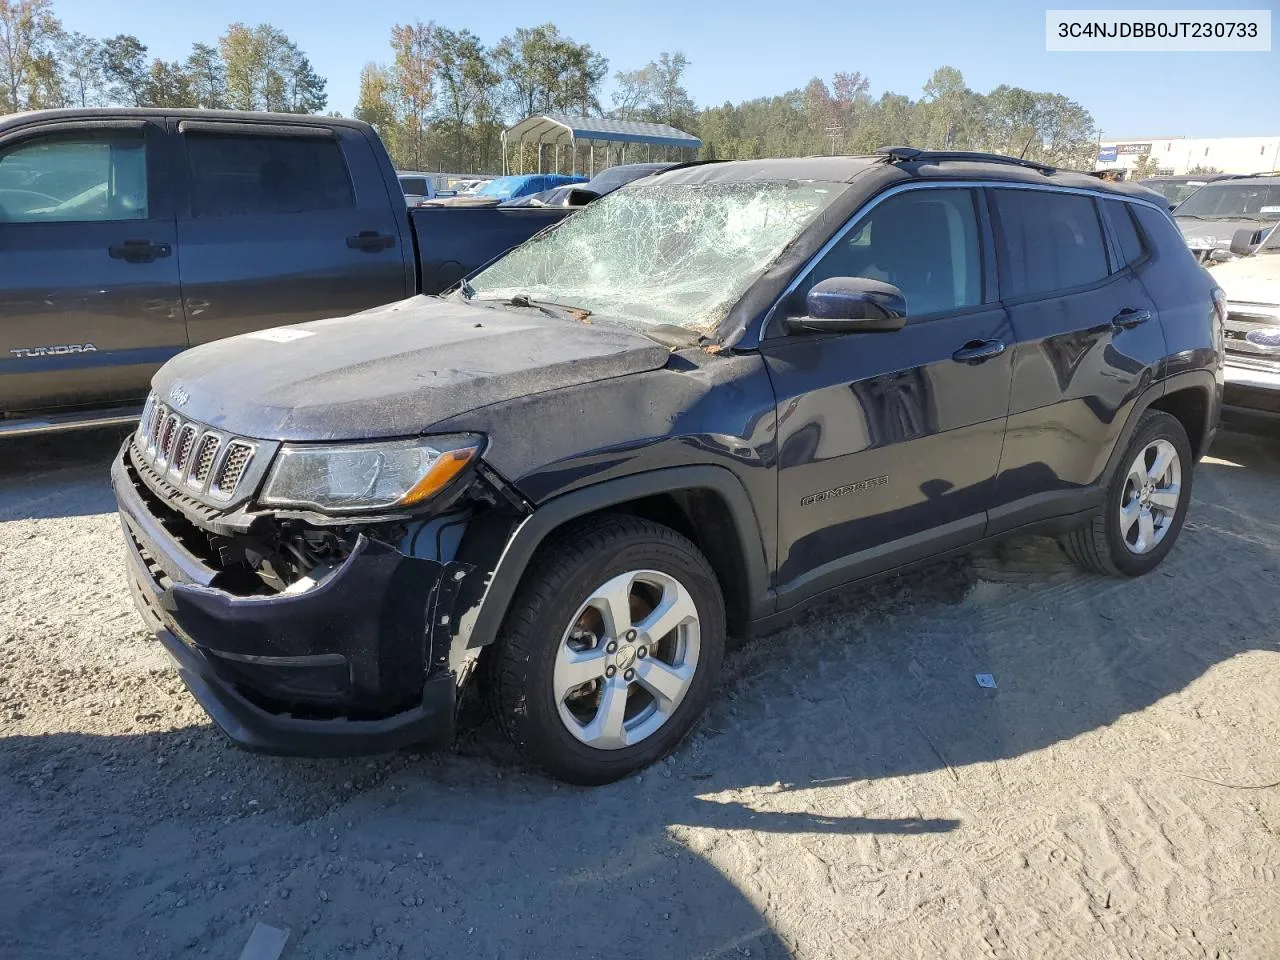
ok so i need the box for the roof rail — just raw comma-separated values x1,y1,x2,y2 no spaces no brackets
876,146,1056,175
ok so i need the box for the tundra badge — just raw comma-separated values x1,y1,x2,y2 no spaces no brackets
9,343,98,358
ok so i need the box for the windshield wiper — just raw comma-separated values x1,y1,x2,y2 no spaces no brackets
636,324,704,348
471,293,593,323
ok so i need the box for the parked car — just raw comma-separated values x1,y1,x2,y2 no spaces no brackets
500,163,677,207
1205,222,1280,412
110,148,1218,783
0,109,570,435
428,173,587,206
112,147,1222,784
1172,174,1280,263
499,184,583,208
396,171,437,206
1139,173,1233,210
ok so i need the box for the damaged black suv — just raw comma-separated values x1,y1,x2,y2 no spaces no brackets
113,149,1223,784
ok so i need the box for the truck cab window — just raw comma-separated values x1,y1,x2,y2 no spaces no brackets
185,133,354,218
0,133,147,223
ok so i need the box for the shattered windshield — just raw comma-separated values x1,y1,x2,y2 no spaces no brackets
464,180,841,331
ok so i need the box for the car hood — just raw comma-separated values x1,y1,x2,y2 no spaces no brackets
151,296,671,441
1176,217,1271,251
1210,254,1280,306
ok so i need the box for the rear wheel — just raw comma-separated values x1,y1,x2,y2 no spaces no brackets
1060,410,1193,577
486,514,725,785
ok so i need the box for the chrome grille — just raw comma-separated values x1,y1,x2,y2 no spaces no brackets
131,393,266,505
1224,307,1280,365
158,413,179,464
190,434,221,485
213,441,254,497
171,424,197,475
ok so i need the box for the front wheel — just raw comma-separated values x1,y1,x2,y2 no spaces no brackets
1060,409,1193,577
485,514,726,785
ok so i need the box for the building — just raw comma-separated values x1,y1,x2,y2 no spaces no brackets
1096,136,1280,176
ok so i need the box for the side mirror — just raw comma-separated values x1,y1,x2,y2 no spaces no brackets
787,277,907,334
565,188,601,207
1229,228,1257,258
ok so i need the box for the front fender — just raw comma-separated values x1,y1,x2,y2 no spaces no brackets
456,464,774,651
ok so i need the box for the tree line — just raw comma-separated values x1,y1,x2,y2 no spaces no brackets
2,0,1100,175
0,0,326,114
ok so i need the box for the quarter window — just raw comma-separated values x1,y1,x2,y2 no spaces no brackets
1105,199,1146,268
0,132,148,223
185,133,354,218
797,188,983,318
993,189,1109,298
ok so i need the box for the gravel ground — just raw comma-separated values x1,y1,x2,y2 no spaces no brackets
1,420,1278,959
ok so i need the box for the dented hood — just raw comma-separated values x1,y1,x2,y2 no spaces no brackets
1211,253,1280,306
151,296,671,441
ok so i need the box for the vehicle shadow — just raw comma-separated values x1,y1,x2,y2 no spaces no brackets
0,427,129,521
3,430,1278,958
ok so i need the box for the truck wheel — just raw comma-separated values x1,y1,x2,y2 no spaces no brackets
485,514,725,785
1060,410,1193,577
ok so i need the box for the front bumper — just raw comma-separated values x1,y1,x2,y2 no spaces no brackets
111,445,466,758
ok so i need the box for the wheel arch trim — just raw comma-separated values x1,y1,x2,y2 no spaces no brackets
461,465,773,650
1103,369,1218,484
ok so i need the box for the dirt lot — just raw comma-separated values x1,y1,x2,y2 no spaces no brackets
1,421,1278,959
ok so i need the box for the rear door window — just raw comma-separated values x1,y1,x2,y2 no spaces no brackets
993,189,1109,298
185,133,354,217
0,131,148,222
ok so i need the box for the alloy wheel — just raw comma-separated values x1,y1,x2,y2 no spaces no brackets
552,569,701,750
1118,438,1182,555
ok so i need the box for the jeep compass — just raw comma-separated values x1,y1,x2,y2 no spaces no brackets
112,148,1223,784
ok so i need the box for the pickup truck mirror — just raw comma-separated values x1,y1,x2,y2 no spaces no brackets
787,277,907,334
1229,228,1257,258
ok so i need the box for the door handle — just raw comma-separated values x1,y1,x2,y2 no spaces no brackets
1112,308,1151,329
952,339,1006,364
346,231,395,252
108,239,171,263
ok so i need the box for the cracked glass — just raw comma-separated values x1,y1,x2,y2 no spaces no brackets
465,180,841,332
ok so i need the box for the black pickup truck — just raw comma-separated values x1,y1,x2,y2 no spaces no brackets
0,108,571,435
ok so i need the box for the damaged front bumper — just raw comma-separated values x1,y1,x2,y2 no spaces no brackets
111,446,472,758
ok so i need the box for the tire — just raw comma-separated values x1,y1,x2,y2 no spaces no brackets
1060,409,1193,577
485,514,726,785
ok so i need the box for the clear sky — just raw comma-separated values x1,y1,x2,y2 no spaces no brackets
56,0,1279,138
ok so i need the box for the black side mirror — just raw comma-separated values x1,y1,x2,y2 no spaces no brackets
565,188,601,207
787,277,907,334
1229,228,1257,258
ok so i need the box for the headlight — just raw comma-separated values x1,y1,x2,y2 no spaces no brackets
260,435,483,513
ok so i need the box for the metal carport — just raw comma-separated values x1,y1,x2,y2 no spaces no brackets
501,114,702,176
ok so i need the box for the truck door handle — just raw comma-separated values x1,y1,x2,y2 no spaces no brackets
108,239,171,263
952,339,1006,364
346,231,395,252
1112,308,1151,329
